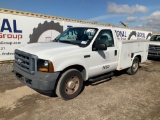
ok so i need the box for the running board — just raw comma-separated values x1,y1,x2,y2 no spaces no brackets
88,72,114,82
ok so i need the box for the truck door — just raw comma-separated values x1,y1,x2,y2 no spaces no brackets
87,29,118,78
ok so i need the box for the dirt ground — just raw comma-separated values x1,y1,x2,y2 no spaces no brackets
0,59,160,120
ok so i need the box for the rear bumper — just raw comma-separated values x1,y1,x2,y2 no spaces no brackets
13,63,60,92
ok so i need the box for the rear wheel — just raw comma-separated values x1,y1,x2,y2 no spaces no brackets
56,69,83,100
127,57,139,75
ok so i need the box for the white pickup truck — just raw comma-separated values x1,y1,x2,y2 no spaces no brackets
13,27,149,100
148,34,160,58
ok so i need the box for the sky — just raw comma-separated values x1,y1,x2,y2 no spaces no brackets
0,0,160,32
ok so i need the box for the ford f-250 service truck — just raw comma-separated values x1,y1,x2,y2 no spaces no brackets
148,34,160,58
13,26,150,100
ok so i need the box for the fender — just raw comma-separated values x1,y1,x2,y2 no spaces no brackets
54,58,89,80
131,53,142,63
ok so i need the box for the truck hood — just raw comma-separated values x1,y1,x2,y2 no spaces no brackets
149,41,160,45
18,42,82,59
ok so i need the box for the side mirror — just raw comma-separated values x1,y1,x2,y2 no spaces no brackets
95,44,107,50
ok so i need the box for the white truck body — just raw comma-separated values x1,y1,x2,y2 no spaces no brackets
117,40,148,70
13,26,150,100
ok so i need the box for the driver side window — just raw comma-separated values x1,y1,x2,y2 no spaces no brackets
94,29,114,47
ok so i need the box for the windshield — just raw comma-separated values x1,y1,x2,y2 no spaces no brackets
54,27,98,47
150,35,160,42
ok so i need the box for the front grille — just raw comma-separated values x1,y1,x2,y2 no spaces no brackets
15,49,37,74
149,45,160,51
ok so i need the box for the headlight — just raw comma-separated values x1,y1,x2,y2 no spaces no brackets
37,59,54,72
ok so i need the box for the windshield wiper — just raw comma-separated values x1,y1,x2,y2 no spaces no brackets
52,39,58,42
59,40,77,45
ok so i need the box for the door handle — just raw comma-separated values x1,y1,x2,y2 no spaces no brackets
84,55,90,58
115,50,117,56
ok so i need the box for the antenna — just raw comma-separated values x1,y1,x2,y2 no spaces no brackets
120,21,128,28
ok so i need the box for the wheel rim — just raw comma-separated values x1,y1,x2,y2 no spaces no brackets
132,60,139,72
65,76,80,95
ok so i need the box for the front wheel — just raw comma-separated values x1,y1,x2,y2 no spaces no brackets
127,57,140,75
56,69,83,100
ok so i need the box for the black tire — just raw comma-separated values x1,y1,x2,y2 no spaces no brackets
56,69,83,100
128,31,136,40
29,21,63,43
146,33,152,40
127,57,139,75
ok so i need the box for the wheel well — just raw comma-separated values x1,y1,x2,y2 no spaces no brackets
135,55,141,62
53,65,86,93
60,65,86,81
